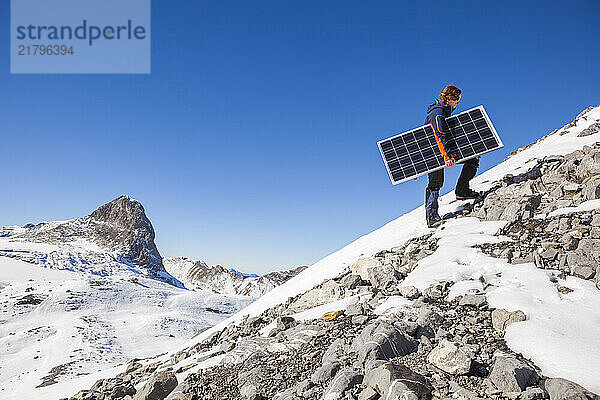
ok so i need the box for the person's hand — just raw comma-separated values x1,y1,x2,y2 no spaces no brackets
445,157,455,167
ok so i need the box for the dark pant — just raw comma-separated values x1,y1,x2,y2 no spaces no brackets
427,157,480,193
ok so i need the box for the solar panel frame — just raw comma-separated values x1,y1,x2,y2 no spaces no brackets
378,105,503,185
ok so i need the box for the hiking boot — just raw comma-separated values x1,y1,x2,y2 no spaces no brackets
455,189,482,200
426,210,443,228
425,188,442,227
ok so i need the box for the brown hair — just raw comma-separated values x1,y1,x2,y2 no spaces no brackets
440,85,462,103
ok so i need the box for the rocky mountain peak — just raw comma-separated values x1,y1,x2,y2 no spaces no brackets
89,195,152,234
84,195,165,278
1,195,178,286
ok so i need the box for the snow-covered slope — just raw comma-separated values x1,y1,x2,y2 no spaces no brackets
0,257,254,399
163,256,307,297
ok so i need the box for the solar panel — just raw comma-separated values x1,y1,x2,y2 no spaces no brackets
378,105,503,185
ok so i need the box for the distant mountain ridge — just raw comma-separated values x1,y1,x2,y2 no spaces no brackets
164,256,307,297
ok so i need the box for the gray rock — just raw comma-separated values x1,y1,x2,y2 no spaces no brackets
423,284,445,300
394,320,419,337
491,309,526,334
340,274,364,289
221,336,272,364
218,340,235,352
501,202,527,223
488,352,538,393
550,186,564,200
577,239,600,257
426,339,472,375
125,361,143,374
163,383,191,400
352,315,369,325
501,247,514,261
558,254,568,271
566,253,594,273
559,218,572,232
358,386,379,400
273,388,298,400
288,280,344,312
352,322,417,363
321,367,362,400
560,233,579,251
416,308,445,332
322,338,347,364
367,263,401,290
352,258,383,281
91,377,136,399
542,378,600,400
578,122,600,137
569,229,584,240
520,387,548,400
562,182,581,192
364,362,432,400
365,359,388,371
238,366,266,399
459,294,487,307
295,379,313,396
540,249,559,261
449,380,483,400
311,362,341,385
583,177,600,200
276,316,297,331
346,303,364,316
87,195,166,278
132,371,177,400
572,266,596,280
282,323,324,343
576,152,600,180
400,286,421,300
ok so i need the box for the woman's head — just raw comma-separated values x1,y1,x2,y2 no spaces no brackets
440,85,462,108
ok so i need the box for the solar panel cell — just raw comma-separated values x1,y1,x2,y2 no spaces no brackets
484,138,498,148
478,127,493,138
462,122,476,132
446,119,459,129
472,141,486,153
474,118,488,129
470,109,483,119
457,114,472,124
421,147,435,158
388,160,400,171
381,141,394,152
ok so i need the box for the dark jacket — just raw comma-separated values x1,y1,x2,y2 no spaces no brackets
425,99,456,161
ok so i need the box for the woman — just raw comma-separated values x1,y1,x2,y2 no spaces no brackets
425,85,481,228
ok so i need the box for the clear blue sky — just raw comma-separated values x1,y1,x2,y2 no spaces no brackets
1,1,598,274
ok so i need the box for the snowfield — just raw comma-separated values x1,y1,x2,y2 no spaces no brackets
0,257,253,400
